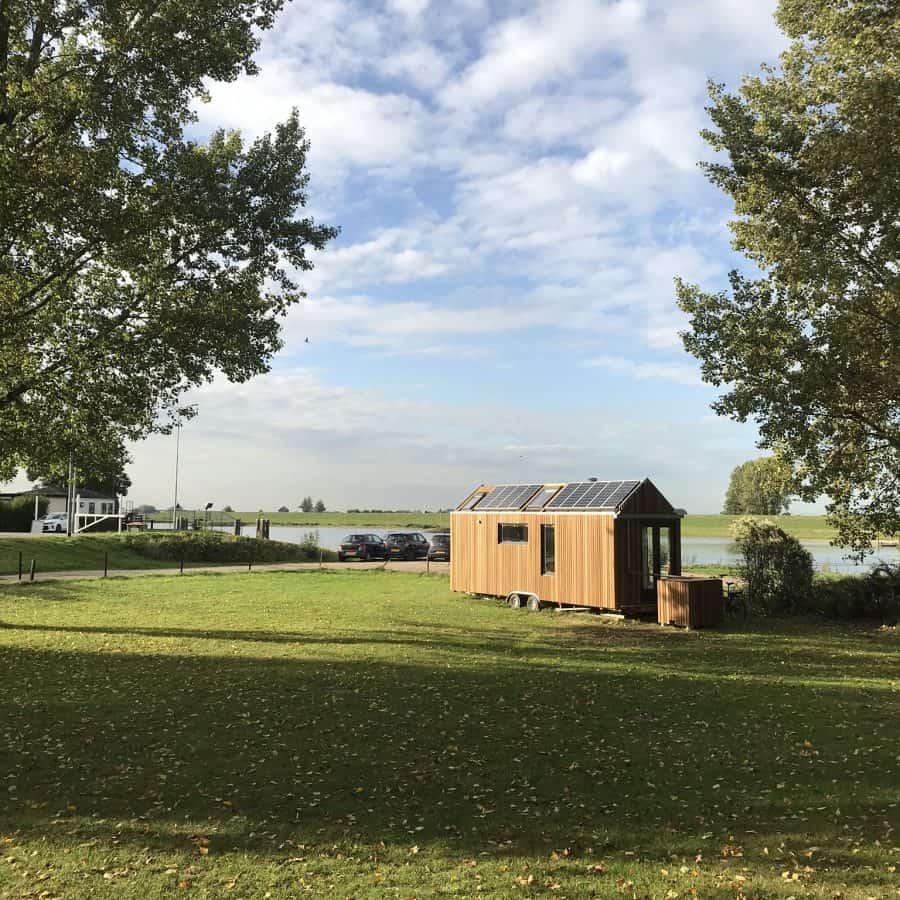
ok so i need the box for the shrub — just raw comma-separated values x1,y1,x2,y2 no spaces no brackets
298,530,320,552
0,496,48,532
731,517,814,614
123,531,337,564
806,564,900,622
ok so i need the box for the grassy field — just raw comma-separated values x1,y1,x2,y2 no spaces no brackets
0,533,329,578
681,514,836,541
146,510,839,540
0,533,177,577
150,510,453,529
0,570,896,899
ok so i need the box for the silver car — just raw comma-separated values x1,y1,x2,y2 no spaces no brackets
41,512,68,533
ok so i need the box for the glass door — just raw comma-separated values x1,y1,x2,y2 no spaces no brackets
640,523,673,603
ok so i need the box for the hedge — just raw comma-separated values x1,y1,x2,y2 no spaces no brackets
123,531,337,564
805,563,900,622
0,496,48,532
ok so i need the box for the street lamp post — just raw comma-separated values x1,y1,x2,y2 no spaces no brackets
172,424,181,530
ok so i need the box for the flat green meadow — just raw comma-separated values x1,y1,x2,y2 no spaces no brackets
0,570,897,898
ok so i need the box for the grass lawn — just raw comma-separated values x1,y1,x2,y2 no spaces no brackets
0,571,897,899
0,534,178,577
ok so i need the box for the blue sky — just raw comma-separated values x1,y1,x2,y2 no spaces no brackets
12,0,823,513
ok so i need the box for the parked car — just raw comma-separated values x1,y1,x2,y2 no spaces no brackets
385,532,430,560
41,512,68,533
427,532,451,561
337,534,390,561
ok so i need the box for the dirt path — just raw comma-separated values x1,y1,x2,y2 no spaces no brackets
0,559,449,585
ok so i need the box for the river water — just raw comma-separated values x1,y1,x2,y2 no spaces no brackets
219,524,898,574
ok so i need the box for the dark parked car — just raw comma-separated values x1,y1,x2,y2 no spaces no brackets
427,532,450,561
337,534,390,561
384,532,430,560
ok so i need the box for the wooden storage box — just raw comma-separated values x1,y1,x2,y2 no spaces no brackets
657,576,723,628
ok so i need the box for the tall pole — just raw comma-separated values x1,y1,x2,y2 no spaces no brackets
66,454,74,536
172,424,181,529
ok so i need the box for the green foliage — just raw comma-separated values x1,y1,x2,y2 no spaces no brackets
299,496,314,513
277,505,289,513
0,495,47,531
298,529,321,552
677,0,899,554
807,563,900,622
314,499,326,513
723,455,794,515
0,572,897,897
123,531,334,564
0,1,337,480
731,516,814,613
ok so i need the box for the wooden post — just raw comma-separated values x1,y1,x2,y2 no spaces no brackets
319,548,323,569
248,558,253,572
234,519,241,536
29,559,35,582
104,552,108,578
17,551,22,580
180,557,184,575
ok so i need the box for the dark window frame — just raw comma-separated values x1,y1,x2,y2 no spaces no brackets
498,523,528,544
541,524,555,575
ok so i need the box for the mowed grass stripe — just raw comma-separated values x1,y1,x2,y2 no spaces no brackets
0,570,896,899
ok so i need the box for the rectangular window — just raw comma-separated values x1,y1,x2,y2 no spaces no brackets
526,486,562,509
498,523,528,544
641,525,654,589
541,525,555,574
659,527,671,576
88,502,95,515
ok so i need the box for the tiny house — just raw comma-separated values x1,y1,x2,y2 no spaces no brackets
450,479,684,613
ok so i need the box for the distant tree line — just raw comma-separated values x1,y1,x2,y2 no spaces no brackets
299,497,326,513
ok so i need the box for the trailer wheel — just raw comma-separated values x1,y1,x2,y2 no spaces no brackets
507,593,523,609
526,595,543,612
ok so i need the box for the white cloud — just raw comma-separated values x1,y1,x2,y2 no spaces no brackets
197,67,428,178
120,369,749,511
582,354,703,386
116,0,791,512
441,0,644,110
387,0,431,18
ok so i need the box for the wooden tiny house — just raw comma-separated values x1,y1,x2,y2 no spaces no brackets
450,479,684,613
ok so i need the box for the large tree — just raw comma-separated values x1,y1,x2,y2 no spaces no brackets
677,0,899,553
723,456,793,516
0,1,337,481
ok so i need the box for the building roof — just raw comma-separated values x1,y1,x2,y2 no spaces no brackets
18,484,117,500
457,480,647,513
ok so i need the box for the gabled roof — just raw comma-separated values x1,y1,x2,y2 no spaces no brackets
457,480,647,513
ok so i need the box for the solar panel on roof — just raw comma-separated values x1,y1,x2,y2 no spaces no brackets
477,484,541,510
458,480,642,511
547,480,641,510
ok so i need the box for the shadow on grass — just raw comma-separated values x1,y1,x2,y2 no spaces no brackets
0,640,895,884
2,612,898,689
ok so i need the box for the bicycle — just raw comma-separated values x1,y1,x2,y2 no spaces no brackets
720,575,748,619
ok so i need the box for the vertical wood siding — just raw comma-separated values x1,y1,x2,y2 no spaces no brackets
657,577,724,628
450,512,619,608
